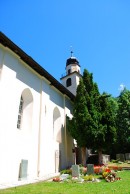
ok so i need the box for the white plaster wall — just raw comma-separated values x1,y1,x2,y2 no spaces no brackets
0,45,74,184
76,76,81,88
61,74,77,95
66,64,80,74
39,84,74,176
0,46,41,183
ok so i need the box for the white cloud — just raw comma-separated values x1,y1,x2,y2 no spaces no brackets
118,83,125,91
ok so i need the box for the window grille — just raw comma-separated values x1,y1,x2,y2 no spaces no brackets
17,96,24,129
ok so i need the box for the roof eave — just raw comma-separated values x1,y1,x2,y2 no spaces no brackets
0,32,75,101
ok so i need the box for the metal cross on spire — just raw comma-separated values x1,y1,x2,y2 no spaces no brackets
71,50,73,57
70,46,74,57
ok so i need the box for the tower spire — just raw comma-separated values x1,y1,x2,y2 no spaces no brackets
60,49,81,96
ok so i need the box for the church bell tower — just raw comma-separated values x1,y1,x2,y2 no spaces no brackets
60,51,82,96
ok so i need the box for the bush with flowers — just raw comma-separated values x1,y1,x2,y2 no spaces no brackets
53,177,61,182
102,167,121,182
80,166,87,175
102,167,111,177
94,165,103,175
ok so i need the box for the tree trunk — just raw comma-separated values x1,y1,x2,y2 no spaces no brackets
81,147,87,166
98,148,103,165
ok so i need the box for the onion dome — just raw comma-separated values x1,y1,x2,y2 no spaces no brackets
66,51,80,67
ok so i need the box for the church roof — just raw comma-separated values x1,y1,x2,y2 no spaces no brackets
0,32,75,101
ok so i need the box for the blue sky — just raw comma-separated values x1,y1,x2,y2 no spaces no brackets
1,0,130,97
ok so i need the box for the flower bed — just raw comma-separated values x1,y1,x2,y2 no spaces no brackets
108,166,122,171
102,167,122,182
53,177,61,182
52,165,122,183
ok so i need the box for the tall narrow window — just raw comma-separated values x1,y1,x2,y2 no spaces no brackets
68,69,71,74
17,96,24,129
66,78,72,87
53,107,61,143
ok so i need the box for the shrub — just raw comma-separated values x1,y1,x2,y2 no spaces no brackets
83,175,94,181
94,166,102,174
60,169,72,175
80,167,87,175
111,159,120,163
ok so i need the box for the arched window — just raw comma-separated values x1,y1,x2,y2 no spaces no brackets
68,69,71,74
53,107,61,143
17,88,33,130
66,78,72,87
17,96,24,129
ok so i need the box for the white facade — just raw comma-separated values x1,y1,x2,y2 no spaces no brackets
0,33,75,185
61,72,81,96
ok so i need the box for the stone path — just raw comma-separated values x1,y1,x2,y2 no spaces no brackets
0,173,59,190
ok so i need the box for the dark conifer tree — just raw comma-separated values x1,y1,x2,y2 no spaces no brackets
67,78,93,166
116,89,130,153
67,69,117,165
96,93,117,164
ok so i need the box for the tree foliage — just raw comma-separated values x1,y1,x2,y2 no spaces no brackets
67,68,117,165
97,94,117,153
116,88,130,153
67,78,91,147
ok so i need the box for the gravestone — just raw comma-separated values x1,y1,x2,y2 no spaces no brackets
72,165,80,177
19,159,28,180
87,164,94,175
102,155,110,164
125,153,130,160
55,150,60,173
116,154,125,162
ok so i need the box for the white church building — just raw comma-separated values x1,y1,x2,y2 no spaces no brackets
0,32,82,185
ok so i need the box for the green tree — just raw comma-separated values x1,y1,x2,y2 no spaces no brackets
67,69,100,165
83,70,117,164
94,93,117,164
67,78,93,166
67,69,117,165
107,96,118,157
116,88,130,153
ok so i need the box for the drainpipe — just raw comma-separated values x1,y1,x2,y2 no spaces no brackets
37,78,42,177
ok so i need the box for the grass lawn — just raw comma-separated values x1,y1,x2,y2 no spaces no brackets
0,170,130,194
